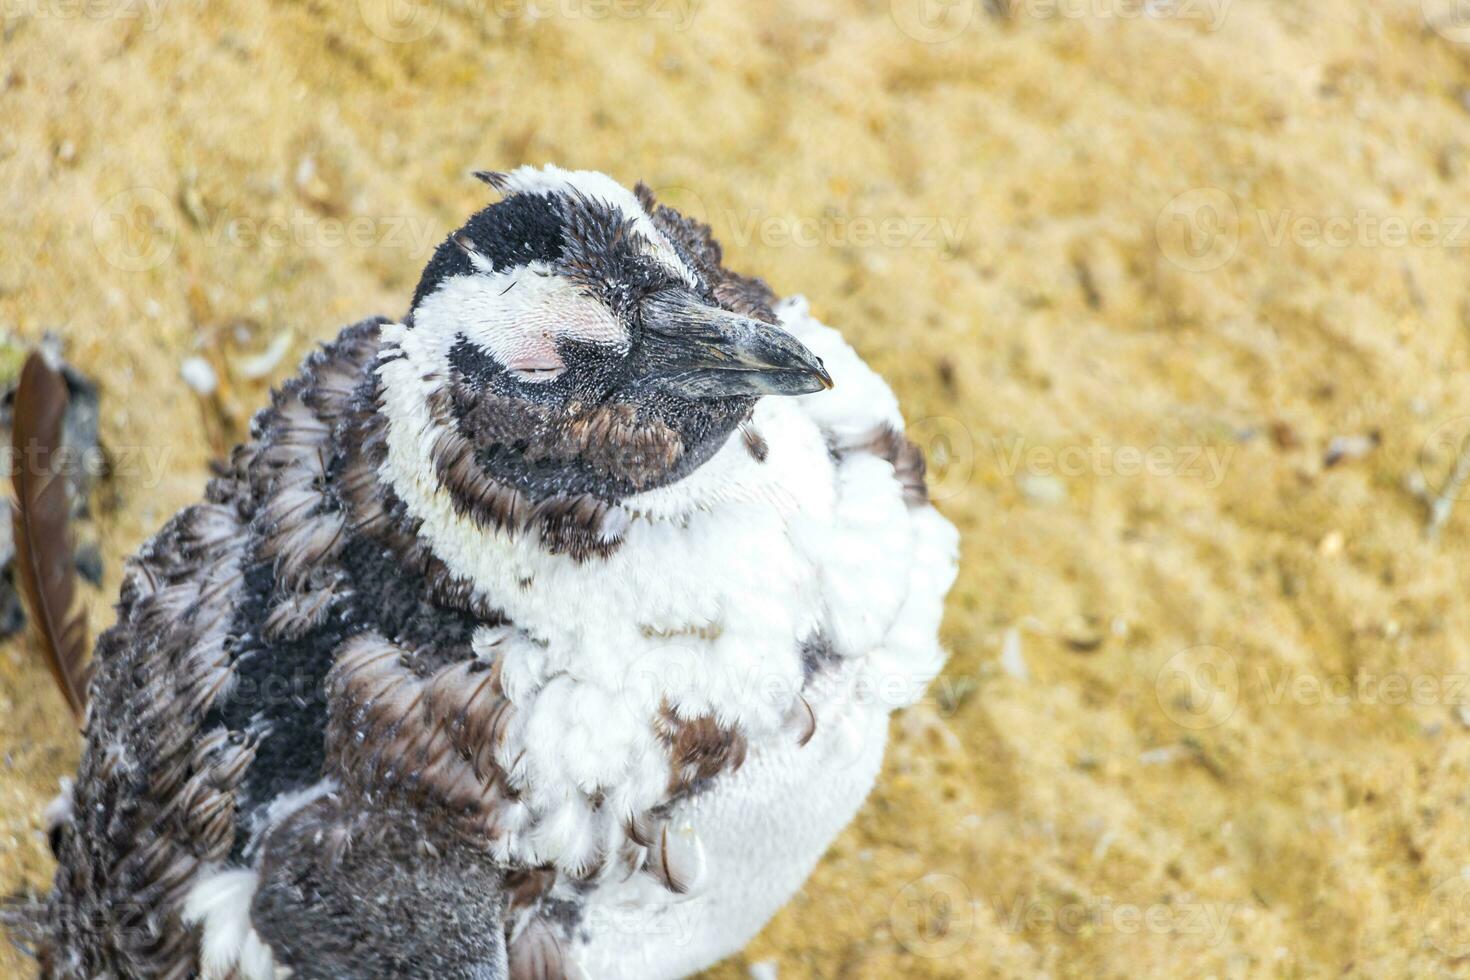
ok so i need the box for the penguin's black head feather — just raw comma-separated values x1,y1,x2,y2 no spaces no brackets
410,191,566,310
399,168,831,506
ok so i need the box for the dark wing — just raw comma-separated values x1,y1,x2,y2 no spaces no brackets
250,788,508,980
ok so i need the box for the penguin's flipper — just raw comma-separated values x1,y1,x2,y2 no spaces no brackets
251,793,508,980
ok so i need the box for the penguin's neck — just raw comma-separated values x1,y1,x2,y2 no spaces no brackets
375,332,836,691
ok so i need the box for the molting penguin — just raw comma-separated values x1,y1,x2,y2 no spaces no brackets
24,166,960,979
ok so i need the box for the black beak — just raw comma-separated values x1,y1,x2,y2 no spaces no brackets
639,290,833,399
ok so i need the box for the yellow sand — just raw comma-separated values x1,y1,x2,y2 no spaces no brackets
4,0,1470,976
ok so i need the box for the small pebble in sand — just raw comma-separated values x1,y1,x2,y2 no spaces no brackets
1318,530,1345,556
1063,614,1106,653
748,961,778,980
1269,420,1301,450
235,332,293,380
1323,433,1379,468
1000,627,1028,680
1139,745,1186,766
180,357,218,396
1017,473,1067,505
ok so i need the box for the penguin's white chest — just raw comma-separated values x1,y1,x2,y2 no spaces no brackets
570,662,890,980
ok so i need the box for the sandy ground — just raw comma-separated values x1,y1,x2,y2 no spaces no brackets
5,0,1470,976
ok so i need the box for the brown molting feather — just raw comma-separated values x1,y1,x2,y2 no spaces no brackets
422,554,506,622
339,453,393,537
263,509,347,590
556,190,649,309
337,383,510,616
561,401,684,483
856,424,930,507
739,421,769,463
263,576,347,643
297,322,380,423
473,169,511,192
635,182,780,323
632,182,657,214
503,867,558,916
203,442,258,510
783,695,818,748
338,400,427,553
325,632,524,838
658,707,748,792
424,658,519,778
164,730,258,861
644,819,703,896
530,494,629,562
508,914,569,980
444,382,684,491
420,384,632,561
251,382,352,589
11,352,89,720
639,622,723,643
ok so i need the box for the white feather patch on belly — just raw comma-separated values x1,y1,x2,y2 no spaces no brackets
181,868,282,980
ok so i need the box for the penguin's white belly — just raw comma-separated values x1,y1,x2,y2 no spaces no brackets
570,666,890,980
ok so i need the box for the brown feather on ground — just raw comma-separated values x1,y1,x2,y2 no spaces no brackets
11,351,89,721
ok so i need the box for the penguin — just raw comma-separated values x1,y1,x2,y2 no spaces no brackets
24,166,959,979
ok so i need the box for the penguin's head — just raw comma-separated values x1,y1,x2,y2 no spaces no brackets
395,166,831,505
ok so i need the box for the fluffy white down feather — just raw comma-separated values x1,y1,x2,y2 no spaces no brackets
372,292,957,879
569,299,959,979
182,869,282,980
